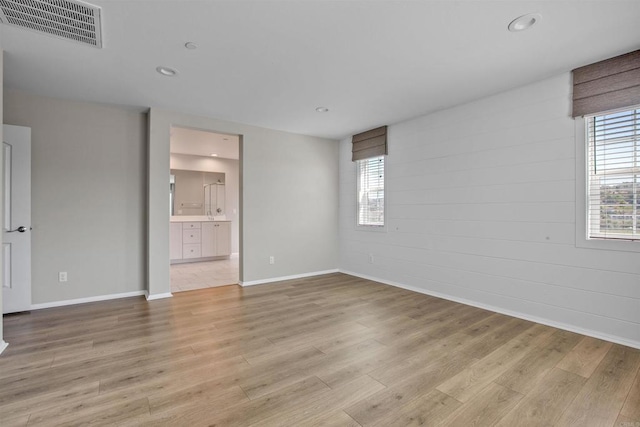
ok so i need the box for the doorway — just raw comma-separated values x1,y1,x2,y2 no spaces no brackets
169,126,240,293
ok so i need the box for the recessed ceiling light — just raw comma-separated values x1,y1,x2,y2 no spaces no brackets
315,107,329,113
156,66,177,76
210,153,218,157
185,42,198,50
508,13,541,32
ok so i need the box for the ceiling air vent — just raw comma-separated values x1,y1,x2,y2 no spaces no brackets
0,0,102,48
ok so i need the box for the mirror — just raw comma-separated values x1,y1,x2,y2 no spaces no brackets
170,169,225,216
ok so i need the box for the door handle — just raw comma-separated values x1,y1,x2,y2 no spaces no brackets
7,226,30,233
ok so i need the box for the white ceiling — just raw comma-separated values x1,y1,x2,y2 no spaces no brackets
2,1,640,140
170,126,239,160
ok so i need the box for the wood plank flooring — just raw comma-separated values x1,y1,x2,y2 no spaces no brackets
1,273,638,426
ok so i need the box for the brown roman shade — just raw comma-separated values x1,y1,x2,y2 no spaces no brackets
351,125,388,161
572,49,640,117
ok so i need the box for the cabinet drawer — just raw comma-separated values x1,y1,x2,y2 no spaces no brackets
182,222,201,230
183,244,201,259
182,229,201,244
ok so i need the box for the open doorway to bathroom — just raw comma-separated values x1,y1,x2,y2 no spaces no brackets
169,126,240,292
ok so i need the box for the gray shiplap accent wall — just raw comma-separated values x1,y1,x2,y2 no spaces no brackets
339,73,640,348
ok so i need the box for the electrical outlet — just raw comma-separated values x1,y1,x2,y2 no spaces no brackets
269,256,275,265
58,272,68,282
368,254,374,264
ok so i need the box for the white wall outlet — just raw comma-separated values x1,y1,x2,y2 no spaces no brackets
368,254,374,264
269,256,275,265
58,271,68,282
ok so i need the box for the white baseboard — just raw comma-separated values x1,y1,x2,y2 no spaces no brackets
145,292,173,301
30,290,147,310
340,269,640,350
240,269,339,287
0,340,8,356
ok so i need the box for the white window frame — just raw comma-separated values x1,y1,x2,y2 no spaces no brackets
356,155,387,231
575,113,640,253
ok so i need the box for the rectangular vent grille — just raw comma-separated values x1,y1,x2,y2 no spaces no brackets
0,0,102,48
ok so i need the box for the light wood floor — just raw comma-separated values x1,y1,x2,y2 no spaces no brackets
1,273,638,426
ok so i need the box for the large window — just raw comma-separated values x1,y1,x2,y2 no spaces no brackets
586,107,639,241
357,156,384,227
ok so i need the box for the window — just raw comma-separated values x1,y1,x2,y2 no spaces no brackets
586,106,639,241
357,156,384,227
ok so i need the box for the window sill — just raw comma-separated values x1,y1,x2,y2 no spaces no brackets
356,225,387,233
576,236,640,253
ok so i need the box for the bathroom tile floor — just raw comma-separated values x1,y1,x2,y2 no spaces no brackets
170,253,239,292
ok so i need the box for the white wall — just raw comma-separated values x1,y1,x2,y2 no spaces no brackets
148,108,339,296
339,73,640,348
3,89,147,304
170,153,240,253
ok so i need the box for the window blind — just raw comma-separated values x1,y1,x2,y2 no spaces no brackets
352,126,387,161
357,156,384,227
572,49,640,117
587,107,639,241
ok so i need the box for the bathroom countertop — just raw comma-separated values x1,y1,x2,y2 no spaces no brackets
170,216,230,222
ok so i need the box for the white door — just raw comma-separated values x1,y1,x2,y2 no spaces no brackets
2,125,31,314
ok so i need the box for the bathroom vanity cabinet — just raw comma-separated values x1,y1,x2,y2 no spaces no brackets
170,219,231,263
